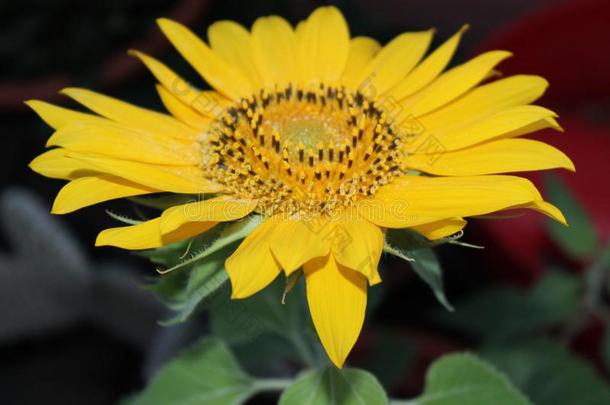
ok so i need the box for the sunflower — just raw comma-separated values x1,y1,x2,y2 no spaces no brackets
28,6,573,367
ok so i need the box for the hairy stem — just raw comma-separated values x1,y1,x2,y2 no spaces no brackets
253,377,293,392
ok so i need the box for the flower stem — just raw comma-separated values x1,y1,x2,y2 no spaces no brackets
253,377,293,392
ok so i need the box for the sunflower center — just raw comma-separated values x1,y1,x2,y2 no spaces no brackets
202,84,406,216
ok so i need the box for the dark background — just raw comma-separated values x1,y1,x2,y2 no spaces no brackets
1,0,609,404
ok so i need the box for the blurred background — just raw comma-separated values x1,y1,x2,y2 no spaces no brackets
1,0,609,404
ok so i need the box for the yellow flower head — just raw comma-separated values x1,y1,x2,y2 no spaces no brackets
28,7,573,367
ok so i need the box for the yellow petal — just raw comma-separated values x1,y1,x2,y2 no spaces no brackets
356,30,434,97
208,20,262,88
47,122,201,166
410,218,467,240
304,255,367,368
251,16,297,88
225,218,281,299
511,200,567,225
157,18,253,100
96,217,162,249
130,50,229,119
66,152,223,194
268,217,331,275
362,175,548,228
402,50,512,117
61,88,198,140
25,100,106,130
341,37,381,89
156,84,211,131
529,200,567,225
96,217,213,250
297,6,349,85
52,175,158,214
332,212,383,285
159,197,257,235
502,116,562,139
417,75,549,130
407,138,574,176
389,25,467,100
29,149,97,180
186,90,230,120
404,105,559,153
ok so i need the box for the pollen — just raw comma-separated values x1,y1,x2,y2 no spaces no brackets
202,84,406,216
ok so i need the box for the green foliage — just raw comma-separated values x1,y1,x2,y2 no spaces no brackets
384,229,453,311
279,367,388,405
156,215,262,275
129,181,609,405
483,339,610,405
385,228,443,252
127,338,255,405
408,248,453,312
545,174,598,260
360,330,415,391
144,216,263,324
231,333,299,373
209,276,318,367
405,353,530,405
436,272,581,343
128,194,200,210
208,284,268,346
162,250,229,325
210,276,301,341
124,337,537,405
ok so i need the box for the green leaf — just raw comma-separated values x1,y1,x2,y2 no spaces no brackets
232,333,300,373
527,271,582,323
161,250,229,325
144,217,263,325
409,249,453,311
385,228,444,252
156,215,262,274
407,353,530,405
435,272,580,343
127,338,255,405
545,174,598,260
279,366,388,405
210,276,304,345
208,284,267,345
141,240,190,268
483,339,610,405
208,276,321,368
129,193,199,210
385,236,453,311
384,229,457,311
142,225,224,267
144,268,189,303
